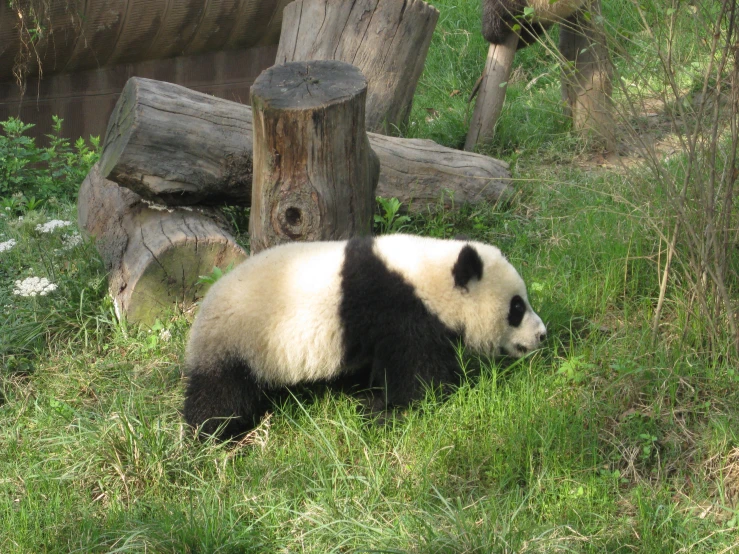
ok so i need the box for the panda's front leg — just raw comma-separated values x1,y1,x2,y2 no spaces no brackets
184,358,270,439
369,335,460,410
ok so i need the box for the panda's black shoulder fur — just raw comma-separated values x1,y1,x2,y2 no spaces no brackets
338,237,464,406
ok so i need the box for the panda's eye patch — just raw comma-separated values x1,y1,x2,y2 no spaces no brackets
508,295,526,327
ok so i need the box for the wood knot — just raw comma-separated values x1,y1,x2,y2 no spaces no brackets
270,188,320,240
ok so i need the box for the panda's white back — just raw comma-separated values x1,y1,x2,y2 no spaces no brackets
187,241,347,386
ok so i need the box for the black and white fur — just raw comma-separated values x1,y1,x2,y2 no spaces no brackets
482,0,588,47
184,235,546,438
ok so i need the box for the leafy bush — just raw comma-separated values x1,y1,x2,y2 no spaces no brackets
0,115,99,201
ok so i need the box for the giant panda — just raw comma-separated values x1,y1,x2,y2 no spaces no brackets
482,0,589,47
184,234,547,438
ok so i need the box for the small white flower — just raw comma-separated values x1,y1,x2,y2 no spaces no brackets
0,239,16,253
159,329,172,342
62,232,82,249
13,277,58,297
35,220,73,233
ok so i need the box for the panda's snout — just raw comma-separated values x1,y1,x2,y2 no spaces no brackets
538,331,547,343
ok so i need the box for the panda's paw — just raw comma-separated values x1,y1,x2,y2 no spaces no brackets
353,390,408,427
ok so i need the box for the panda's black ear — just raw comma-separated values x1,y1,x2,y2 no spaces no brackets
452,245,483,289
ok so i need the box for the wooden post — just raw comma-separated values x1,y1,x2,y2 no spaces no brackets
276,0,439,135
249,61,380,254
559,0,615,150
78,164,246,325
464,32,519,152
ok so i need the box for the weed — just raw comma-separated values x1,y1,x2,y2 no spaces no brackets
0,115,99,201
196,263,236,286
374,197,411,234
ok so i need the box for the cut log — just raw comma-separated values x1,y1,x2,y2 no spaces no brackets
276,0,439,134
369,134,511,209
464,32,519,152
559,0,615,150
98,77,255,206
78,163,246,326
99,77,512,211
249,61,380,253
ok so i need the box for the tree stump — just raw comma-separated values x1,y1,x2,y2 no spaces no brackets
464,32,519,151
78,163,246,325
98,78,255,206
276,0,439,135
559,0,615,150
249,61,380,253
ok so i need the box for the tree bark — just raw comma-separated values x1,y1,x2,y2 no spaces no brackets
464,32,519,152
369,134,511,209
249,61,379,253
99,77,512,211
559,0,615,150
276,0,439,135
78,163,246,325
98,77,255,206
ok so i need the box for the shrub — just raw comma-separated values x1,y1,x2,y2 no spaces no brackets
0,115,99,201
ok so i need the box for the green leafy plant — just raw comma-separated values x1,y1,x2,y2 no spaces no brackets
374,196,411,234
197,263,236,286
0,194,24,215
0,117,39,198
0,115,99,201
21,196,44,213
557,355,594,383
638,433,659,462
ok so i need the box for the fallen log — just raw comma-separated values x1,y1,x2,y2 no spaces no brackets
99,77,512,210
78,163,246,325
98,78,255,206
275,0,439,135
250,61,379,253
368,134,511,209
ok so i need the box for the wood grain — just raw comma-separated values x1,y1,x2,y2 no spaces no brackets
78,163,246,325
249,61,379,253
276,0,439,134
99,77,512,212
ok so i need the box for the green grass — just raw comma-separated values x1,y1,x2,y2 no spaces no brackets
1,0,738,551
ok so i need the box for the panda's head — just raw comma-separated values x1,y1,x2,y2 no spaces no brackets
451,242,547,358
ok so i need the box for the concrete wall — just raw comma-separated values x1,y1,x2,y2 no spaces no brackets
0,0,289,141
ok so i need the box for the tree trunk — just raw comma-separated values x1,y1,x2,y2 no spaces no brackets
276,0,439,135
78,163,246,326
249,61,379,253
99,77,512,211
559,0,615,150
98,77,255,206
464,32,519,152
